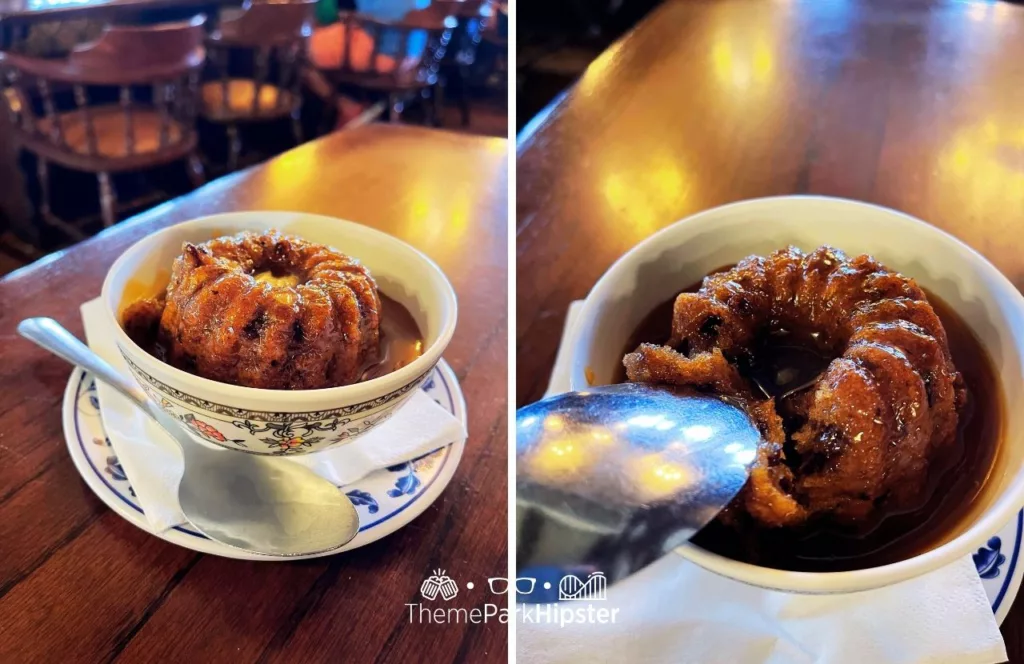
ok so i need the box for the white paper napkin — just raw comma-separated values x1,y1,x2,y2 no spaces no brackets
518,301,1008,664
80,298,467,533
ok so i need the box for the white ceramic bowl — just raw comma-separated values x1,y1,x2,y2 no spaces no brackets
570,195,1024,594
102,211,457,456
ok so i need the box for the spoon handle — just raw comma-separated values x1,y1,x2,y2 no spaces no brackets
18,317,154,416
18,317,208,461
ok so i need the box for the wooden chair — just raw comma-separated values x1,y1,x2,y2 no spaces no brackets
432,0,490,127
479,4,507,98
202,0,316,172
0,16,206,234
318,10,456,124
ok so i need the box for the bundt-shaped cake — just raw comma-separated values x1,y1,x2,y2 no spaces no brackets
624,246,966,529
155,230,381,390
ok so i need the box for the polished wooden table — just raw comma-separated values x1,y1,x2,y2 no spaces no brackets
0,0,235,25
517,0,1024,658
0,123,508,663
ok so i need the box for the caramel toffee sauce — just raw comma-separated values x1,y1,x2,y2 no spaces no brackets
360,294,423,382
620,277,1002,572
122,292,423,387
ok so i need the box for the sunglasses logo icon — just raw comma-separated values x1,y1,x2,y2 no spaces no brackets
487,577,536,595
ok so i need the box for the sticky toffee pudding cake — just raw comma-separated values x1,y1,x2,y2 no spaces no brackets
622,246,998,570
122,230,422,390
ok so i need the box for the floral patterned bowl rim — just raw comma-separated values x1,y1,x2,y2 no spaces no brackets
62,360,467,561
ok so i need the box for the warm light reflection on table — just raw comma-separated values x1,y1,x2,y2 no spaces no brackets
399,178,471,248
937,118,1024,214
519,0,1024,293
711,31,774,93
576,41,624,98
252,130,503,270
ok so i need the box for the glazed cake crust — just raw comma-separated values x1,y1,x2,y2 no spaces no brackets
158,230,381,390
624,246,965,528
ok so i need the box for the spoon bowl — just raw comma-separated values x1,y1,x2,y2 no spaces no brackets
176,445,360,556
18,317,360,557
516,383,759,601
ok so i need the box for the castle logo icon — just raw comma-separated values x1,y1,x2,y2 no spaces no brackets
558,571,607,601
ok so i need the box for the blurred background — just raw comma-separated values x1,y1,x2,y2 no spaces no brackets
517,0,659,133
0,0,508,277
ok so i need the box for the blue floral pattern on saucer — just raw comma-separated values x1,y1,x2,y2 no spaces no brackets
70,363,461,550
975,536,1008,580
91,435,136,498
346,489,380,514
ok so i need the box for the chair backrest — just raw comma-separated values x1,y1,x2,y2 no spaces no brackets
0,16,207,166
331,10,456,88
69,16,207,83
204,0,316,119
216,0,317,47
430,0,487,20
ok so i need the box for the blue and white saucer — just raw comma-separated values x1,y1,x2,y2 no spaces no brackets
979,510,1023,624
62,359,467,561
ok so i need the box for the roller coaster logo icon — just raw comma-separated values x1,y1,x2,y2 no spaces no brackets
557,571,607,601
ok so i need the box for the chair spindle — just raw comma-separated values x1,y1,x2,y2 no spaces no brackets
369,24,383,75
156,81,172,148
217,47,231,115
341,14,353,72
173,75,185,122
281,44,300,111
400,28,412,81
253,46,270,115
4,71,23,130
188,70,200,121
120,86,134,155
73,84,99,157
37,78,65,148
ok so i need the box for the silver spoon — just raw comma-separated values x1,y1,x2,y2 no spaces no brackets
516,383,760,602
18,317,360,557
